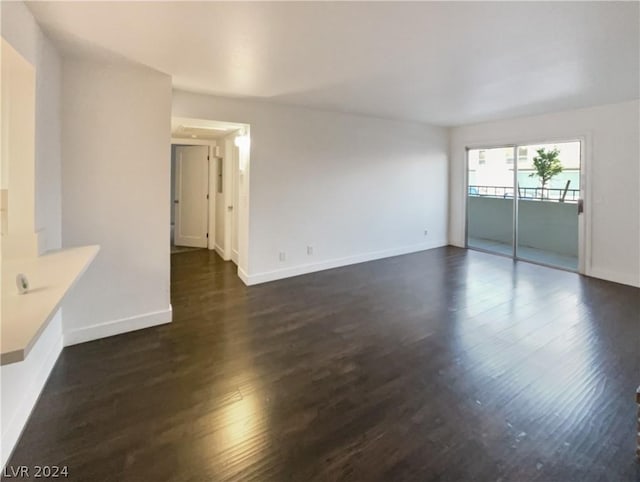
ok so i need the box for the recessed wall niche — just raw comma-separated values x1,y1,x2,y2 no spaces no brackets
1,38,38,259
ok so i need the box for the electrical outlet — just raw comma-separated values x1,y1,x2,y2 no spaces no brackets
279,251,286,262
307,246,313,255
424,229,429,236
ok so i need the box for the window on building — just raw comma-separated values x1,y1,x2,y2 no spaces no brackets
505,150,514,164
518,147,528,162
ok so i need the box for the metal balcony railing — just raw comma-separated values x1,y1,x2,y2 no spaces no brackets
468,184,579,203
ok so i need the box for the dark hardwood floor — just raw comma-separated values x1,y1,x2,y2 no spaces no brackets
5,247,640,481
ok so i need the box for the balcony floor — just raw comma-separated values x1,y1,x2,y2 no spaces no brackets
468,237,578,271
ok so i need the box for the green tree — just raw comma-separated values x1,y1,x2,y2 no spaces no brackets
529,148,563,199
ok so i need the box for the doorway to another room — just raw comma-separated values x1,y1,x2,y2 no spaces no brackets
171,144,209,253
170,117,250,278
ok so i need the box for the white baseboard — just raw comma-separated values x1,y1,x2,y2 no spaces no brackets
1,313,63,469
237,267,250,285
63,306,173,347
588,267,640,288
243,241,447,286
214,243,227,260
456,241,638,288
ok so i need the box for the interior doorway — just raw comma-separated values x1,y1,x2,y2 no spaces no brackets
466,140,584,272
173,145,209,250
170,116,250,277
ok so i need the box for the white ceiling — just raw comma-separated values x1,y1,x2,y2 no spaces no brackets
27,1,639,126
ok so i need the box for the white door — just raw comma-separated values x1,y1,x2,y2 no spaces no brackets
231,144,240,264
174,145,209,248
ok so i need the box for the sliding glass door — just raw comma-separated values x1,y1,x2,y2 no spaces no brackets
515,141,580,270
467,147,516,257
467,141,581,271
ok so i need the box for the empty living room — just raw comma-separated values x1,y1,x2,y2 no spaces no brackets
1,1,639,481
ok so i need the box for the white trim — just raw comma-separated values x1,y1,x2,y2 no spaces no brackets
581,133,593,278
214,243,227,260
237,267,250,285
1,315,63,469
63,307,172,347
171,139,216,251
242,241,447,286
208,154,216,251
171,137,217,147
173,146,210,249
588,268,640,288
220,127,249,277
173,118,250,282
221,135,234,261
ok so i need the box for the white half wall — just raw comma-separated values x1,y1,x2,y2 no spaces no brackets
61,58,173,341
449,100,640,287
0,311,63,468
0,1,63,467
172,91,449,283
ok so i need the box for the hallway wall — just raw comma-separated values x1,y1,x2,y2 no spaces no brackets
173,90,449,284
61,58,173,344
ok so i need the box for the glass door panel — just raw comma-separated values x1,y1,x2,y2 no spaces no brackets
467,147,516,257
515,141,580,270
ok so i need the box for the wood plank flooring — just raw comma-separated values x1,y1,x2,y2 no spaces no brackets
5,247,640,481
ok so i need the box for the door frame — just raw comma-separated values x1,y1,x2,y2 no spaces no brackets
170,116,252,286
171,138,216,251
464,134,590,275
230,142,240,265
219,132,240,264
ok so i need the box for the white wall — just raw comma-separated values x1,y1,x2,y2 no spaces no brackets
34,34,62,251
0,1,63,467
450,100,640,287
61,58,173,344
172,91,449,284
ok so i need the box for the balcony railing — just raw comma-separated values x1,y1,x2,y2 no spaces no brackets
468,185,579,203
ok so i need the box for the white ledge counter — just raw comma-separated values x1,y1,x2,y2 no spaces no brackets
1,245,99,365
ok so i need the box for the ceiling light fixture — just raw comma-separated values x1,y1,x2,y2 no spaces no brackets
234,133,250,149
